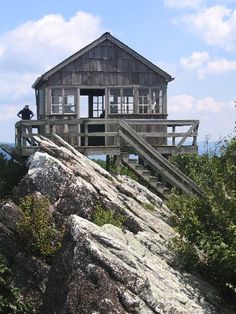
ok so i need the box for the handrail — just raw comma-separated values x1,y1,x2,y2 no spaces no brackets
15,118,199,127
15,118,199,151
119,120,205,197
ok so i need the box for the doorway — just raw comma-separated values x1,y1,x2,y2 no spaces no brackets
80,89,106,146
80,89,105,118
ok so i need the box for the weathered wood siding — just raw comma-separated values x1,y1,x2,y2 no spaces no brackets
47,40,166,87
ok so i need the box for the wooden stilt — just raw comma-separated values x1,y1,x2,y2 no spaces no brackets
106,155,110,172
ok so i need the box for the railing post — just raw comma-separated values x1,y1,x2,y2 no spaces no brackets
15,125,21,149
45,123,50,134
116,121,120,148
193,121,198,146
84,120,88,147
172,125,176,146
77,122,81,147
52,124,57,134
22,123,26,146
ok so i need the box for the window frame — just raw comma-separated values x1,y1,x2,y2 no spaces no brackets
138,87,163,114
109,88,134,114
50,88,77,115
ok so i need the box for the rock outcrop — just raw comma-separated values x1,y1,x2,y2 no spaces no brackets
1,135,234,313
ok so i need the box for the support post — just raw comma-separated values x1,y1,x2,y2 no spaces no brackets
106,155,110,172
77,87,81,146
114,155,121,174
172,126,176,146
84,120,88,147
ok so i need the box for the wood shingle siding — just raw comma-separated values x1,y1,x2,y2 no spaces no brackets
47,41,166,87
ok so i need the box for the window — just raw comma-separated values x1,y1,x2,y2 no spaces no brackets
109,88,134,114
38,89,45,116
64,89,76,113
93,96,105,117
51,88,76,114
123,88,134,114
151,89,163,114
138,88,149,113
51,89,63,114
138,88,163,114
109,89,121,114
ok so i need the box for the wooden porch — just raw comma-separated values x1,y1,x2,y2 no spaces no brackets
15,118,199,157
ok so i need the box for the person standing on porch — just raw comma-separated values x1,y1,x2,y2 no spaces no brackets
17,105,36,145
17,105,34,120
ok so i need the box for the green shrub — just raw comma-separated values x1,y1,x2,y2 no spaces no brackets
0,254,32,313
93,159,138,181
0,154,27,199
168,137,236,290
143,202,155,212
92,203,126,228
17,195,63,258
168,237,200,272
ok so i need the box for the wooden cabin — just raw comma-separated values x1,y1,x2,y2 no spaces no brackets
15,32,198,156
12,32,202,198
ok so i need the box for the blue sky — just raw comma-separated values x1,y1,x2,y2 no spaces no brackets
0,0,235,142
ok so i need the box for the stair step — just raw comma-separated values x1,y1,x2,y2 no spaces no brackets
148,176,158,183
135,164,143,169
163,187,171,194
127,159,137,164
162,188,172,198
142,170,150,176
122,152,129,158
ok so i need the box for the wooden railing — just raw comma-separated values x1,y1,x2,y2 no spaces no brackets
119,121,204,197
15,118,199,155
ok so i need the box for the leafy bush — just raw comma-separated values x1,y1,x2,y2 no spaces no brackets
93,159,138,181
0,254,32,313
0,153,27,199
143,202,155,212
92,203,126,228
17,195,63,258
168,137,236,289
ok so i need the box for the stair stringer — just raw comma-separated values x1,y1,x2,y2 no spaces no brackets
119,121,205,197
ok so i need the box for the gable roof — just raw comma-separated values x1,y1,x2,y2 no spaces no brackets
32,32,174,88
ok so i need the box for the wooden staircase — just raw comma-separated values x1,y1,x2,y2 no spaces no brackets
121,154,171,199
119,121,205,199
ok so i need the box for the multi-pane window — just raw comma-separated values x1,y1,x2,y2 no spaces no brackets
122,88,134,114
138,88,149,113
109,89,121,113
38,89,45,116
151,89,163,114
93,96,105,117
109,88,134,114
64,89,76,113
138,88,163,114
51,88,76,114
51,89,63,114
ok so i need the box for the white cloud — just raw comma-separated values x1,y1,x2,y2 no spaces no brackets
180,51,236,78
183,5,236,51
168,95,195,112
195,97,224,112
168,95,235,140
0,11,104,73
198,58,236,78
0,104,20,123
164,0,203,9
169,94,225,113
0,11,105,140
0,72,36,103
180,51,209,69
